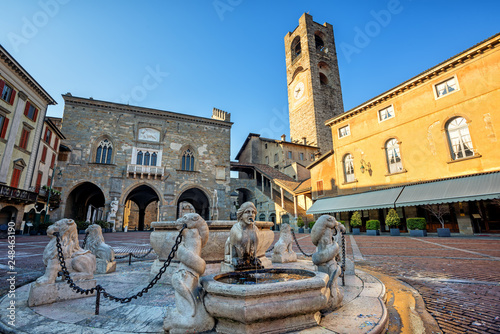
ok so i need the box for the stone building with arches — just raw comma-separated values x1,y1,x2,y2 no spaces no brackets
50,94,232,230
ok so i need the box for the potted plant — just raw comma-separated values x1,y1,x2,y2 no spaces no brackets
407,218,427,237
350,211,362,235
76,221,90,234
366,220,380,235
296,216,305,233
307,221,315,233
386,209,401,236
424,204,451,237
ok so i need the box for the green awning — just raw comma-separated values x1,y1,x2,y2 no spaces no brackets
306,187,404,214
395,172,500,207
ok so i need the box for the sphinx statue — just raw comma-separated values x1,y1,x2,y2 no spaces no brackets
271,223,297,263
222,201,264,272
164,213,214,333
311,215,345,310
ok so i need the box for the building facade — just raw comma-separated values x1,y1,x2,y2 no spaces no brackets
308,33,500,234
285,13,344,153
51,95,232,230
0,45,57,230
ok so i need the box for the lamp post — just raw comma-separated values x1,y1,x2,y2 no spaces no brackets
44,167,62,220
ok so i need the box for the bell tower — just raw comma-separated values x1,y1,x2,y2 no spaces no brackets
285,13,344,153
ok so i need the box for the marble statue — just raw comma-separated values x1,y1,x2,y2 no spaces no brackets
84,224,116,274
223,201,263,271
36,219,96,285
109,198,118,218
164,213,214,333
311,215,345,310
28,219,97,307
178,201,195,218
272,223,297,263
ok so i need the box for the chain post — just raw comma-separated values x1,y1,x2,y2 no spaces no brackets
128,253,132,266
95,286,101,315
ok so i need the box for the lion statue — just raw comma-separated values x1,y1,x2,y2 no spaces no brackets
271,223,297,263
84,224,116,274
36,218,96,285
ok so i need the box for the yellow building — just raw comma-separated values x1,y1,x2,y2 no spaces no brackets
308,33,500,234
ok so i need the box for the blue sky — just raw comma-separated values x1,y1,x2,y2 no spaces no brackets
1,1,499,159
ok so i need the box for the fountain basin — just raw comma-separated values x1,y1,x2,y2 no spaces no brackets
150,220,273,263
201,268,330,334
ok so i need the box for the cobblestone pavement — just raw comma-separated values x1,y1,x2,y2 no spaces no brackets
2,231,500,333
351,235,500,334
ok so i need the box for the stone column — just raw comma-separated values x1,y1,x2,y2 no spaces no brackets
261,174,265,193
294,195,297,219
280,187,284,209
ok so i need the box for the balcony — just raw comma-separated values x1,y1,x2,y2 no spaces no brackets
127,164,164,179
0,185,38,204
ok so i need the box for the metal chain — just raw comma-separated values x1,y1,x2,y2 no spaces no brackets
341,233,346,286
114,253,130,259
81,232,89,249
290,228,313,257
130,247,154,258
53,224,186,314
266,244,274,253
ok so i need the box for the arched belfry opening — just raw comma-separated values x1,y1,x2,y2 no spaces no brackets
64,182,106,222
124,184,159,231
176,188,210,219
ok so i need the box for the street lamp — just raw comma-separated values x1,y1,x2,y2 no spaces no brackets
44,167,62,217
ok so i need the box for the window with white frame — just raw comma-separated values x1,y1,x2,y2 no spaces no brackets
96,139,113,164
338,125,350,138
378,105,395,122
343,154,355,183
435,77,458,98
136,150,159,166
446,117,474,160
386,138,403,173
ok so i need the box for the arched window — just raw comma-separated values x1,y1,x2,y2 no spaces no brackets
291,36,301,61
181,149,195,171
343,154,355,183
96,139,113,164
315,33,325,52
319,73,328,85
144,152,150,166
151,152,157,166
447,117,474,160
136,151,143,165
386,139,403,173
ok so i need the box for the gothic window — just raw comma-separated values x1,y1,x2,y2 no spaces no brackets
151,152,157,166
136,151,143,165
343,154,355,183
181,149,195,171
446,117,474,160
386,139,403,173
96,139,113,164
291,36,301,61
315,32,325,52
144,152,150,166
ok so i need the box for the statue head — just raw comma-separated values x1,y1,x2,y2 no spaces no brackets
236,201,257,225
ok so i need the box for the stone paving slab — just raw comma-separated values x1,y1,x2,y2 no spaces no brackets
0,259,387,334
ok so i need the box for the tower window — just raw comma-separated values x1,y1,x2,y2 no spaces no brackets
320,73,328,85
315,33,325,52
291,36,301,61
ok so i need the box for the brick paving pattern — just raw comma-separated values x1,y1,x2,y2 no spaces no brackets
354,235,500,334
